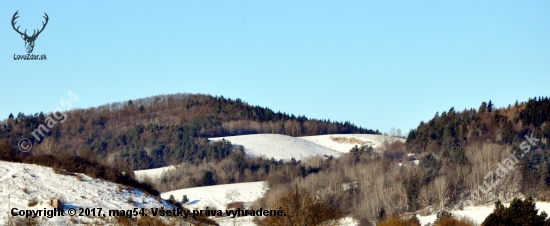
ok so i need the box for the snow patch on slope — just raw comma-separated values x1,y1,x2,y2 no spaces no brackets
209,134,341,161
161,181,268,211
298,134,403,153
0,161,167,225
209,134,404,161
134,165,176,181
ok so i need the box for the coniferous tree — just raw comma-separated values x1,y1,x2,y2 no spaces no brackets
182,195,189,204
488,100,494,112
482,197,550,226
479,102,488,113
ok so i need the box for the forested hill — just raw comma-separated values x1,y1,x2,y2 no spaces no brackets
406,97,550,153
0,93,378,169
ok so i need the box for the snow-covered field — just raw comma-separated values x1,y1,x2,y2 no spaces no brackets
298,134,402,153
134,165,175,181
209,134,341,161
0,161,168,225
209,134,403,161
418,202,550,225
160,181,359,226
161,181,268,210
161,181,267,226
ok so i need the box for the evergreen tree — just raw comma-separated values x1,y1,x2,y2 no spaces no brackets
182,195,189,204
479,102,488,113
169,194,175,202
404,175,420,211
200,171,216,186
488,100,494,112
482,197,550,226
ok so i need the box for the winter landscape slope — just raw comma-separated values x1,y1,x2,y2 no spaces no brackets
298,134,404,153
208,133,403,161
0,161,168,225
133,133,404,180
134,165,176,181
160,181,267,211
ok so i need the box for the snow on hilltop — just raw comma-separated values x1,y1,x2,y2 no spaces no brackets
208,134,403,161
0,161,167,225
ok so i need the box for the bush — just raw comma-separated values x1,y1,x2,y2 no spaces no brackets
260,186,345,226
376,214,420,226
435,217,475,226
227,202,245,210
434,211,453,224
182,194,189,204
431,210,475,226
27,197,39,207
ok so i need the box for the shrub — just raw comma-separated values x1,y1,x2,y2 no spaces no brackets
169,194,175,202
182,194,189,204
434,211,453,224
227,202,245,210
261,186,345,226
435,217,475,226
376,214,420,226
27,197,39,207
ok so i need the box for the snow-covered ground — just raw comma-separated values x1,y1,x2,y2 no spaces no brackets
161,181,267,226
209,134,403,161
161,181,359,226
134,165,175,181
0,161,168,225
298,134,402,153
209,134,342,161
418,202,550,225
161,181,268,210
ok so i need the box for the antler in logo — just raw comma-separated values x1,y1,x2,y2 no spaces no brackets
12,11,49,53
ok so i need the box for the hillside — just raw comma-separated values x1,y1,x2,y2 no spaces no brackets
208,133,403,161
209,134,341,161
0,93,378,171
0,161,168,225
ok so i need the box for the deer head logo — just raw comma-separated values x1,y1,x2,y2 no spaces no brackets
11,11,49,53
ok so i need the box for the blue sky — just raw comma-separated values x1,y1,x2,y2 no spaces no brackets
1,1,549,134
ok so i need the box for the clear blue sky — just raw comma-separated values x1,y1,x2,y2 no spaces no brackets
1,1,549,134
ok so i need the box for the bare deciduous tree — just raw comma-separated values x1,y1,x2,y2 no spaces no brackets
38,137,57,155
433,176,449,210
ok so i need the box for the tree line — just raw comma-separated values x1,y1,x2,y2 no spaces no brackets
0,93,378,170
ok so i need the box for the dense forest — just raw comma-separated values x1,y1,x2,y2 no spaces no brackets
252,97,550,225
406,97,550,152
0,93,378,170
